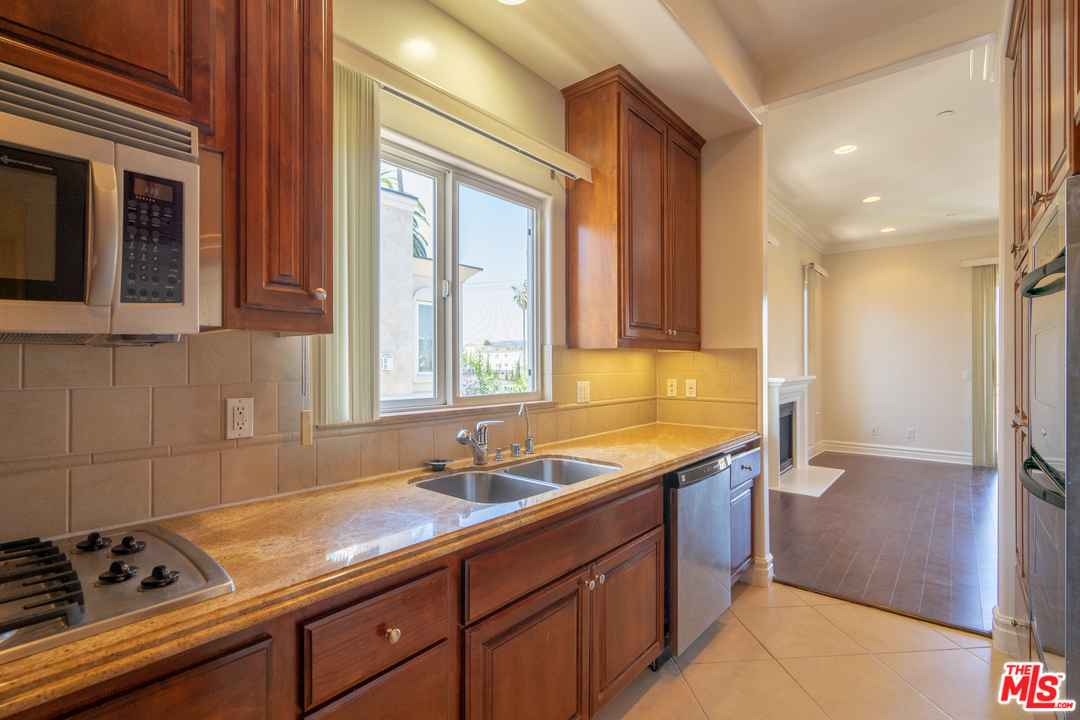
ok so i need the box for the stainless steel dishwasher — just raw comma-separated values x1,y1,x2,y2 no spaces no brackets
658,453,732,663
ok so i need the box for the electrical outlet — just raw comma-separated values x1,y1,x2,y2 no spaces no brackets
685,379,697,398
963,371,971,381
666,379,677,397
870,426,878,436
906,428,915,439
576,381,590,404
226,397,254,439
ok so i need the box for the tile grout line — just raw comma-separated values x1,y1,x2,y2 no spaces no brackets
850,482,911,600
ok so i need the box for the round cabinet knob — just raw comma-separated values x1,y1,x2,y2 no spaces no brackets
588,579,596,590
1011,420,1027,429
386,628,402,644
598,574,606,585
112,535,146,555
314,288,327,301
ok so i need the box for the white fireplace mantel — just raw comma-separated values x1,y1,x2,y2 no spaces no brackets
767,376,843,497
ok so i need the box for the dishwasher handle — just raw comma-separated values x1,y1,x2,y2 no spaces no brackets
669,455,731,488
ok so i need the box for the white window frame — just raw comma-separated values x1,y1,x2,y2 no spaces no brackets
414,295,434,378
379,143,544,413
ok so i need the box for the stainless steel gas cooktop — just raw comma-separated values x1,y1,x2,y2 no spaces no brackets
0,523,233,664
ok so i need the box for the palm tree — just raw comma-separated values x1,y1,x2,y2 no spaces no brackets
380,168,430,258
511,281,528,383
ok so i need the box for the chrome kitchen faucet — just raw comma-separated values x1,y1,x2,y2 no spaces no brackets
456,420,503,465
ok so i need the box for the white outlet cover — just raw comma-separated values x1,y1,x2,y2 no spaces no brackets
685,379,697,398
963,371,972,381
226,397,254,439
870,426,878,435
906,428,915,438
576,381,590,404
666,379,677,397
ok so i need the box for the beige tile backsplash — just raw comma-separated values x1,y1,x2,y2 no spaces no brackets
0,333,758,540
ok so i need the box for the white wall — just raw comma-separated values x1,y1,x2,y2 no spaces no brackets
767,214,824,446
820,234,998,459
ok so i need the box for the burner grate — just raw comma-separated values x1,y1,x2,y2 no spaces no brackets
0,539,86,638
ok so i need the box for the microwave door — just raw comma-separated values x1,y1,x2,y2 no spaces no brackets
0,144,90,304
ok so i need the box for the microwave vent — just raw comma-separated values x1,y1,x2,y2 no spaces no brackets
0,62,197,164
0,333,97,345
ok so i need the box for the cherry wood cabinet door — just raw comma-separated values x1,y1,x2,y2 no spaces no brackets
589,528,663,716
665,133,701,345
1032,0,1049,227
68,639,270,720
464,570,590,720
226,0,332,333
1019,5,1035,249
620,92,668,344
0,0,222,138
1045,0,1073,192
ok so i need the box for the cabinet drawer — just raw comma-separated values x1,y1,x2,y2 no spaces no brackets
731,448,761,487
304,570,451,709
306,642,451,720
464,484,662,623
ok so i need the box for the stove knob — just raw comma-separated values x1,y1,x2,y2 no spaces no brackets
112,535,146,555
76,532,112,551
140,564,180,588
98,560,138,584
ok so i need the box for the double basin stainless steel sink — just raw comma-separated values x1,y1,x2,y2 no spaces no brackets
414,458,620,504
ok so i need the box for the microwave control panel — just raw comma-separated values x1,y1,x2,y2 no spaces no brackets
121,172,184,304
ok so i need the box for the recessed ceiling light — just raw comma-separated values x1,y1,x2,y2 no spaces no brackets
834,145,857,154
881,227,896,233
938,110,955,117
862,196,881,203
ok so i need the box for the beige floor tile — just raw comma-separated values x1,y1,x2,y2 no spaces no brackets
673,611,771,666
877,648,1056,720
922,622,993,649
785,585,850,606
815,603,959,653
730,581,807,610
966,646,993,664
732,605,866,658
681,659,828,720
781,654,949,720
593,661,706,720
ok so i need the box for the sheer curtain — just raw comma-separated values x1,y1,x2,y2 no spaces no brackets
971,264,998,467
312,62,380,425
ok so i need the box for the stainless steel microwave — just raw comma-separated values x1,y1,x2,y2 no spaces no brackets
0,62,199,344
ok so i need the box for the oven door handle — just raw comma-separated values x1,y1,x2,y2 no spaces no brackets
1021,253,1066,298
1019,458,1066,510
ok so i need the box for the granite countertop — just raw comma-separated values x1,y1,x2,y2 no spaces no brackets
0,423,758,717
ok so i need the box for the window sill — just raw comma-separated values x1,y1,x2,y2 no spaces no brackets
376,399,557,426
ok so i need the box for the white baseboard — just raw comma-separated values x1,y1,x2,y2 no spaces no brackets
816,440,973,466
992,605,1029,657
749,553,774,587
809,441,827,459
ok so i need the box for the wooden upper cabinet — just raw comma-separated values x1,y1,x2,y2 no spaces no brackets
224,0,333,333
0,0,224,142
564,66,704,350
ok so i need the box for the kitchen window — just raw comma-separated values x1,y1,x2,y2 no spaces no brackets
379,146,540,412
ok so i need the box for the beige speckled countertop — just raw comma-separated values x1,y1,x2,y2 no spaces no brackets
0,423,758,717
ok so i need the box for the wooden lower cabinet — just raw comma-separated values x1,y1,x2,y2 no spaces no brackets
730,479,754,581
590,528,663,715
463,527,664,720
305,642,451,720
464,569,592,720
68,639,271,720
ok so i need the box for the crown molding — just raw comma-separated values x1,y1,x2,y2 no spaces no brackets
767,194,830,253
822,221,1001,254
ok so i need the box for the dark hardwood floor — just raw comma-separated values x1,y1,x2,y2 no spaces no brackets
770,452,998,633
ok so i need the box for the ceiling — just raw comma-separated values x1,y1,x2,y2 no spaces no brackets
707,0,973,75
768,47,1000,250
426,0,759,140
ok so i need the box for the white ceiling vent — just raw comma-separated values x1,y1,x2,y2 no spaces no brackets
0,62,197,163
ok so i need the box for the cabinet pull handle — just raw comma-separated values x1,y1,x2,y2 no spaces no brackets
385,627,402,644
587,579,596,590
741,464,753,471
314,287,327,300
1011,243,1022,255
1031,191,1052,208
1011,420,1027,430
598,574,605,584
